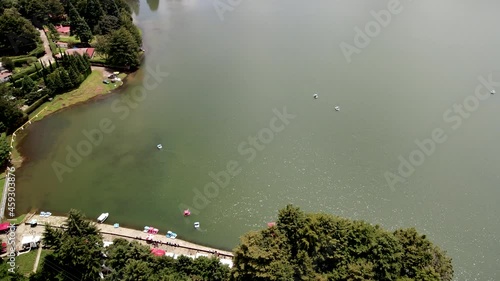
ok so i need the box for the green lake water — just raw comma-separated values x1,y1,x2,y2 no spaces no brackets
15,0,500,279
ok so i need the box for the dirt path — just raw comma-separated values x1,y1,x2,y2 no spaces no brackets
32,245,42,273
91,66,115,78
37,29,54,65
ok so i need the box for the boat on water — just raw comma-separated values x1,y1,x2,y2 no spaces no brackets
194,222,200,229
97,213,109,223
334,106,340,111
157,144,163,149
491,90,496,94
166,231,177,239
313,94,319,99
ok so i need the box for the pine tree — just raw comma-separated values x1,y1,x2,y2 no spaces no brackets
40,63,48,85
68,3,93,43
21,76,36,96
67,64,80,85
59,68,73,90
74,54,87,74
84,0,105,31
53,71,64,92
82,54,92,75
45,75,55,93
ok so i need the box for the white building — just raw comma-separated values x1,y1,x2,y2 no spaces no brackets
21,235,41,249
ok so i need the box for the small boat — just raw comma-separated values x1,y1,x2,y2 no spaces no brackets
166,231,177,239
97,213,109,223
194,222,200,229
183,209,191,216
334,106,340,111
491,90,496,94
313,94,319,99
157,144,162,149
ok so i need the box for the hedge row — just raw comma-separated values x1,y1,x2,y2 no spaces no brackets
11,62,42,81
28,45,46,58
24,94,48,115
12,57,37,67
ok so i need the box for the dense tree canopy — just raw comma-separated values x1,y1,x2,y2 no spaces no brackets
0,8,39,55
32,209,103,281
68,3,92,43
0,206,453,280
106,27,140,68
105,239,230,280
0,135,10,168
232,205,454,281
18,0,65,27
0,86,26,134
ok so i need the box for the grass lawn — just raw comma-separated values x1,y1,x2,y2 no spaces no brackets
16,250,38,275
7,213,26,224
29,70,122,121
36,249,53,273
58,35,80,44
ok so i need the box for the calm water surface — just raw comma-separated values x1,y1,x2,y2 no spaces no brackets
16,0,500,279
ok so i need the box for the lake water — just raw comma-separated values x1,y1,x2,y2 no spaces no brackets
15,0,500,279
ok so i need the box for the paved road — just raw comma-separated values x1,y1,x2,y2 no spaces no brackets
37,29,54,65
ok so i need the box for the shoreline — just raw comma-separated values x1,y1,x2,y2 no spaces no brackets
9,67,136,169
12,213,233,259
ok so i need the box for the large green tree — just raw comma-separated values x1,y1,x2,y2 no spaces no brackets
82,0,105,31
0,8,39,55
34,209,103,281
68,3,92,43
94,15,120,35
106,27,140,68
119,12,142,47
232,205,454,281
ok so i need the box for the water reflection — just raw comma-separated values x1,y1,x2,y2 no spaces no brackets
147,0,159,11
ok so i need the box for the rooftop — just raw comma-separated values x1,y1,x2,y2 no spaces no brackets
56,25,70,33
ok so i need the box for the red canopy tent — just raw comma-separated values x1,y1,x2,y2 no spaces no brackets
0,222,10,232
151,248,165,256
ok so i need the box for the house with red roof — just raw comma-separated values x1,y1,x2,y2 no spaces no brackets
55,48,95,59
55,25,71,36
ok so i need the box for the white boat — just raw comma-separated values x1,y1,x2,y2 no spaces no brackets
491,90,496,94
97,213,109,223
166,231,177,239
157,144,162,149
313,94,319,99
194,222,200,229
334,106,340,111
